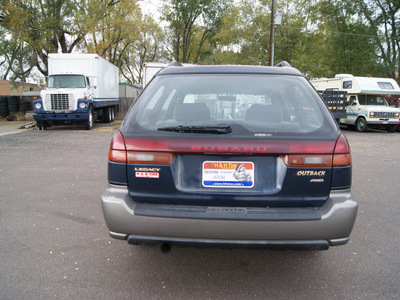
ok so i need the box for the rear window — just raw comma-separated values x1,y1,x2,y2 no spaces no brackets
124,74,337,138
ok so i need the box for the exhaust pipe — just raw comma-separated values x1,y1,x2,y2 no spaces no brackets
160,243,172,254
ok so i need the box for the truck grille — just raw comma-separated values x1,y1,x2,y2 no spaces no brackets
45,94,72,111
373,112,397,118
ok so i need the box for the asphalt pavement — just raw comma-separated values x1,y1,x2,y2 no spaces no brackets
0,122,32,136
0,124,399,299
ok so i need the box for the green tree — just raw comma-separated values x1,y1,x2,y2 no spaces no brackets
355,0,400,79
1,0,88,76
162,0,232,63
213,0,271,65
310,0,384,77
0,0,152,81
119,15,167,84
82,0,142,68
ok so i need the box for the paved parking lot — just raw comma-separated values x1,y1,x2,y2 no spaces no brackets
1,125,399,299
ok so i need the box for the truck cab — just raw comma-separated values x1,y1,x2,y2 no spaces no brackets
345,93,399,132
41,74,94,112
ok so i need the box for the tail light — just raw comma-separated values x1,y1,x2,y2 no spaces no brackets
284,155,332,167
109,131,350,167
108,131,174,164
333,134,352,167
108,131,127,163
127,152,174,164
331,134,352,189
283,134,351,168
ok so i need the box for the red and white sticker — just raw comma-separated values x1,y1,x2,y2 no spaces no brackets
135,172,160,178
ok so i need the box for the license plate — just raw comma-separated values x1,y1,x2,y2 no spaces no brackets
382,120,389,124
202,161,255,188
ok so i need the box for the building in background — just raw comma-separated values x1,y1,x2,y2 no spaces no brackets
0,80,42,96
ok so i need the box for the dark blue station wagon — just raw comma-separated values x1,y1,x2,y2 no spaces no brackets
101,63,358,252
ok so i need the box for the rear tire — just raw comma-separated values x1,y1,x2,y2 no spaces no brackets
103,107,112,123
110,107,115,122
386,125,397,133
356,118,368,132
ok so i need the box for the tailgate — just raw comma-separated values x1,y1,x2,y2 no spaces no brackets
127,153,333,208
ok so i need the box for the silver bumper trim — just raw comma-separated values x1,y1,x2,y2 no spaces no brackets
101,185,357,247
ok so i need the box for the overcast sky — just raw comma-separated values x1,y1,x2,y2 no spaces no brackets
139,0,162,19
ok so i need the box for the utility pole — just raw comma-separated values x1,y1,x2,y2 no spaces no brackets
268,0,275,66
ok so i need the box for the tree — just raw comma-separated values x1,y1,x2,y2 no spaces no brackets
82,0,142,68
284,0,384,78
0,0,150,80
119,15,167,84
1,0,88,76
355,0,400,79
213,0,271,65
162,0,232,63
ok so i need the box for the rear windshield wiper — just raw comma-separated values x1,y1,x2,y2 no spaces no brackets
157,125,232,134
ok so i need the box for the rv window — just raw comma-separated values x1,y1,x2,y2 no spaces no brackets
349,96,357,105
358,95,366,105
377,82,394,90
343,81,352,89
366,95,388,106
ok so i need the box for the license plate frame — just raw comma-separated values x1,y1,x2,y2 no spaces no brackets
202,161,255,188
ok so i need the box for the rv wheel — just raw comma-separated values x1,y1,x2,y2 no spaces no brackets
386,125,397,133
356,118,368,132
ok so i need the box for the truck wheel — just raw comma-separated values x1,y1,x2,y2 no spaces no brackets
356,118,368,132
84,109,94,130
37,121,47,130
104,107,112,123
102,107,110,123
111,107,115,122
386,125,397,133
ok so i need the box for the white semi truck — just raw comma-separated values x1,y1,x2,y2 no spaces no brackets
33,53,119,130
311,74,400,132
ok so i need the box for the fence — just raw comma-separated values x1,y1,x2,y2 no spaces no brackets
0,95,138,120
116,97,137,120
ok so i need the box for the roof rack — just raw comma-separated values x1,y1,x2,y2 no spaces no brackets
275,61,292,67
168,61,183,67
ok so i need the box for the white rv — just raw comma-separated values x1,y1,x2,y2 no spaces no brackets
143,62,196,87
143,62,169,87
311,74,400,132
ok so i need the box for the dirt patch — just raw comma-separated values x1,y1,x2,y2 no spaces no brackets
0,111,34,123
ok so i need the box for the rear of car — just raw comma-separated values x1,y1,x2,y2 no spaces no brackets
102,64,358,251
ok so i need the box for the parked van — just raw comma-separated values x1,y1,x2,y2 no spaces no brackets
311,75,400,132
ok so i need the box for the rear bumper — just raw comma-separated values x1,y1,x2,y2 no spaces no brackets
101,185,358,249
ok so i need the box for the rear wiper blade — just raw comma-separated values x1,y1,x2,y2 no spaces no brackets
157,125,232,134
